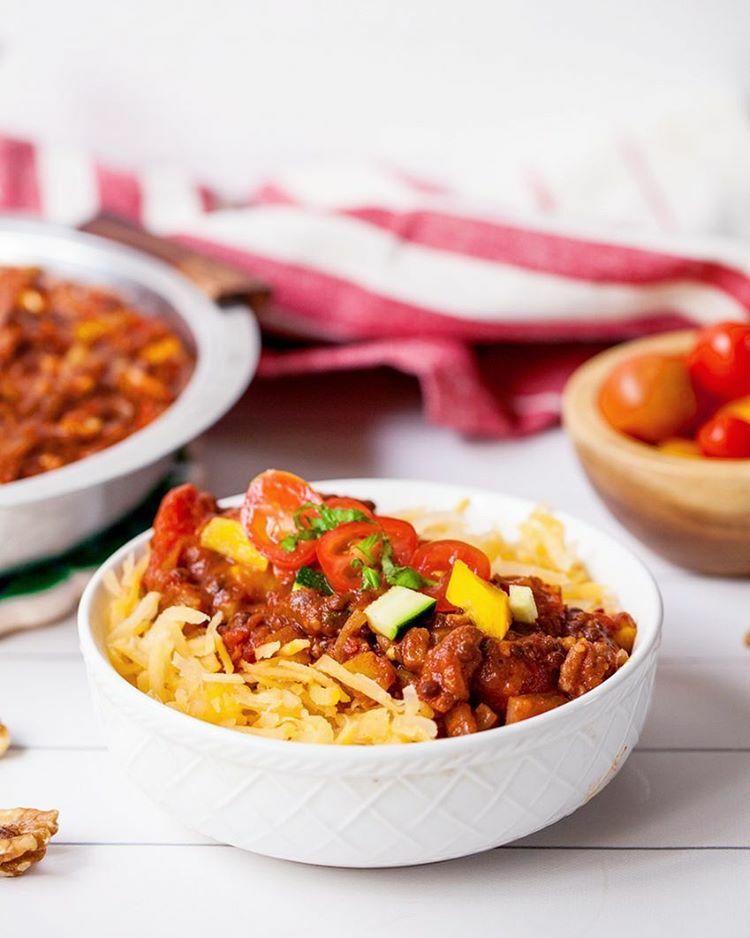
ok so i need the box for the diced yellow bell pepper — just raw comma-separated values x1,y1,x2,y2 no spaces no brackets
657,438,702,458
723,396,750,423
614,625,637,653
445,560,510,639
199,517,268,570
140,336,183,365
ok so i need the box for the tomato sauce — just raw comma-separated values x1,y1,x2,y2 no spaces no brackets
142,480,637,738
0,267,194,483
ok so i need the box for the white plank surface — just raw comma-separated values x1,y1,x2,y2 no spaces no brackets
2,372,748,935
10,845,750,938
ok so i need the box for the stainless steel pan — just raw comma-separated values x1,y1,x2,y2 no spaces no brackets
0,217,260,572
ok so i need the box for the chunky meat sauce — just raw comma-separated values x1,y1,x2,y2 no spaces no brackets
0,267,193,483
144,483,636,738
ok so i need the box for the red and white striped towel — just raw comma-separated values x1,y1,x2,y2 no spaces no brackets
2,122,750,437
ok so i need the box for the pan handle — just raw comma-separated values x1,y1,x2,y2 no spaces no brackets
79,213,270,311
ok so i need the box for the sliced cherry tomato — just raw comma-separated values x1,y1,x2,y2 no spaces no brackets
411,539,491,612
598,354,698,444
374,517,418,565
316,520,383,591
697,413,750,458
324,496,376,519
689,322,750,401
241,470,322,569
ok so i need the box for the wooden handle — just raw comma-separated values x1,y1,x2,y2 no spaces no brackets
80,214,271,311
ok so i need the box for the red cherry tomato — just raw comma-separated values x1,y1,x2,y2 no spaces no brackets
697,413,750,458
324,496,376,519
599,354,698,444
373,516,418,565
689,322,750,401
316,520,384,591
411,539,491,612
241,470,322,569
146,483,215,586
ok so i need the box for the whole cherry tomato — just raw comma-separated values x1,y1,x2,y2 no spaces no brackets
689,322,750,401
697,413,750,458
241,470,322,568
411,539,491,612
598,354,697,444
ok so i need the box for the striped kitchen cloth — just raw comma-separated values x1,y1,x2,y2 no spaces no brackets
2,103,750,437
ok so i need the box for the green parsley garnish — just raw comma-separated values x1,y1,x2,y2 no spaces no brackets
279,497,432,594
360,566,382,590
280,502,373,552
352,532,381,565
381,540,433,589
294,566,333,594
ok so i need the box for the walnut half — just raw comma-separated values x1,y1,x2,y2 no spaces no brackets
0,808,59,877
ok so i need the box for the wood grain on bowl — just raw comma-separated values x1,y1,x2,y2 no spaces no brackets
563,330,750,576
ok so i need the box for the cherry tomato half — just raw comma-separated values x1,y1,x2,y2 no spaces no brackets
316,520,384,591
374,517,418,565
241,469,322,569
689,322,750,401
324,496,376,519
315,517,419,590
598,353,698,444
411,539,491,612
697,413,750,458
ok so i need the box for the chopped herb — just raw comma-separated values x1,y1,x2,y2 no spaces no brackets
381,540,433,590
352,532,382,565
360,565,382,590
281,502,374,552
294,566,333,594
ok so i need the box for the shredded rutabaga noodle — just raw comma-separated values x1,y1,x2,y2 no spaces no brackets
104,505,613,745
399,503,614,613
104,554,437,745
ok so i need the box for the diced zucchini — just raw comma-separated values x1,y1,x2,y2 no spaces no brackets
199,517,268,569
293,566,333,595
445,559,510,639
364,586,436,640
509,584,538,624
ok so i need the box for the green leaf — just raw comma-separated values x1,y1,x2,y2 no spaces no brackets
294,566,333,594
387,567,426,589
352,532,382,565
380,538,433,589
360,566,382,590
282,502,374,553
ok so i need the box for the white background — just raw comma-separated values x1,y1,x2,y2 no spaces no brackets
2,0,749,192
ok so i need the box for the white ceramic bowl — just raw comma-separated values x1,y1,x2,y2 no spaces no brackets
0,218,260,573
78,479,662,868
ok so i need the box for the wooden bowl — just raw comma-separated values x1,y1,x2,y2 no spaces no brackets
562,330,750,576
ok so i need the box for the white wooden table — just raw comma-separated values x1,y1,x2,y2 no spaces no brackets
3,369,749,936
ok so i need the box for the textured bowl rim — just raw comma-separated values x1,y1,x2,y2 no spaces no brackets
78,479,663,766
0,217,260,507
